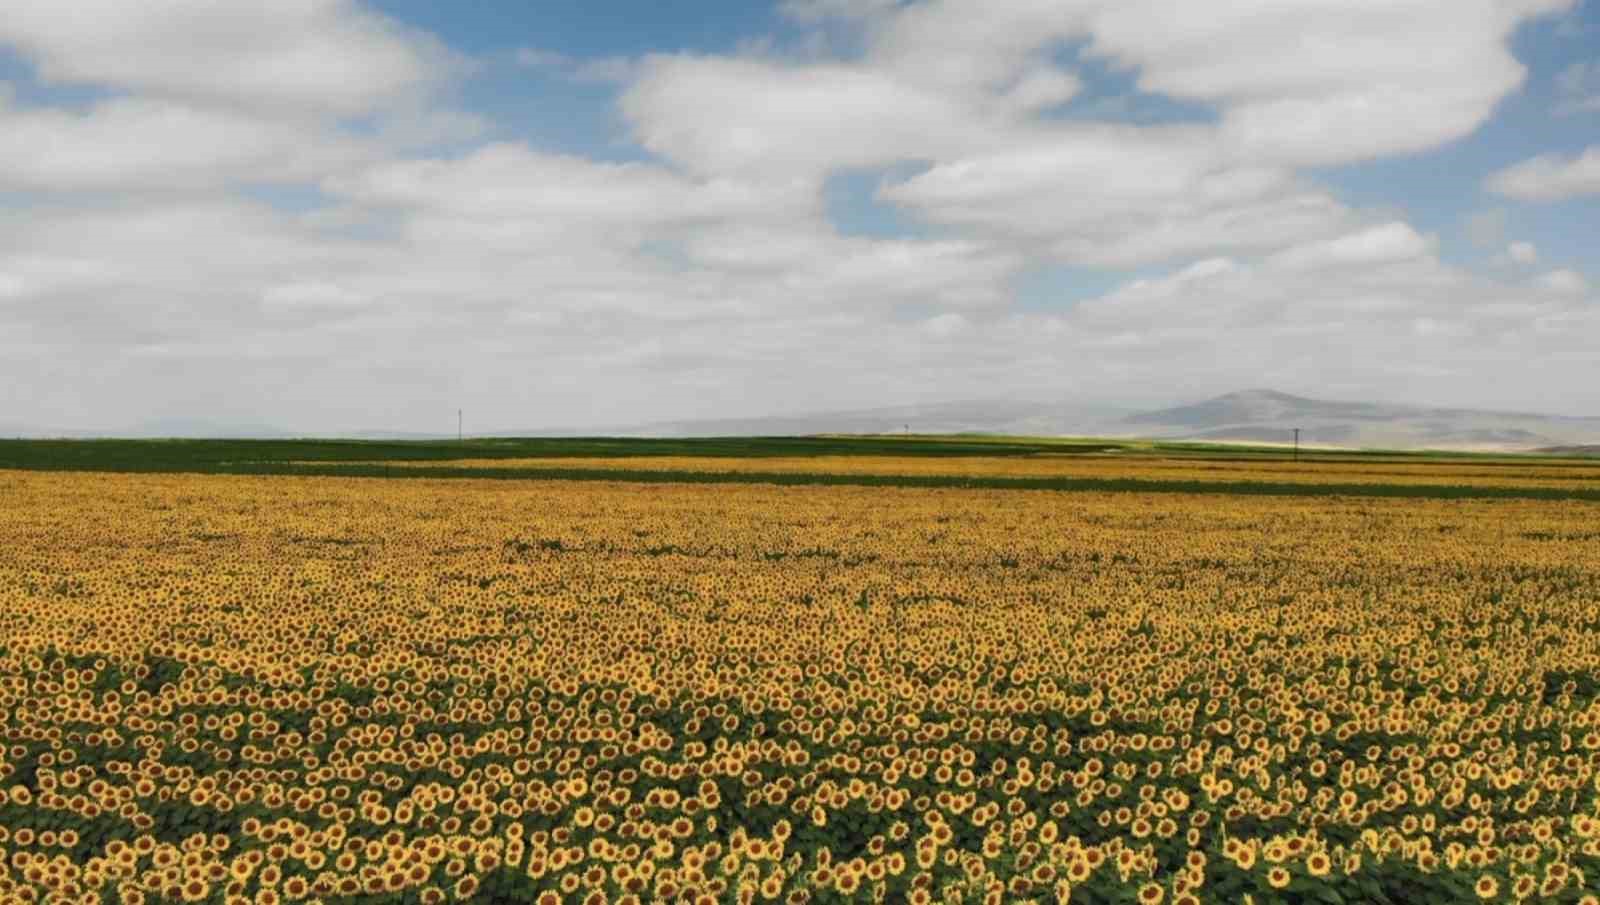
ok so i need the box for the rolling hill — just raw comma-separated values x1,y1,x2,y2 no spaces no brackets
7,390,1597,452
1123,389,1600,450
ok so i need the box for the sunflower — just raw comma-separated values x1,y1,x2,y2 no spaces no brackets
1475,875,1498,900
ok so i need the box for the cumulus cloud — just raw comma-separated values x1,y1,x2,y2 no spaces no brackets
325,143,815,228
0,96,372,191
0,0,456,116
622,56,983,178
1264,223,1436,271
623,0,1572,270
1487,146,1600,200
261,282,371,312
0,0,1595,431
923,312,971,337
0,2,472,204
1030,234,1597,408
1536,269,1591,294
877,132,1366,268
1083,0,1558,166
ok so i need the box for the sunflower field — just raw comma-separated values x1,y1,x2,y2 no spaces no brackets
2,466,1599,904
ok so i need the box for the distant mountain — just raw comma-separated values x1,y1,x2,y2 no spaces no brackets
1126,389,1600,450
603,399,1136,439
8,389,1595,451
488,390,1598,451
1126,389,1385,428
1538,445,1600,457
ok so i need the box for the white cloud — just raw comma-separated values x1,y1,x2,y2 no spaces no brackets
1003,65,1082,113
1,0,1595,430
261,282,371,311
622,56,983,177
0,3,475,200
621,0,1569,271
1508,241,1539,264
923,312,971,337
680,226,1023,310
3,185,1597,429
1083,0,1558,166
1535,269,1590,294
322,144,825,267
1486,146,1600,200
0,0,455,116
0,96,372,191
1264,222,1436,271
1,202,444,345
0,253,121,301
1027,233,1598,410
1074,256,1247,327
877,131,1367,267
881,127,1220,210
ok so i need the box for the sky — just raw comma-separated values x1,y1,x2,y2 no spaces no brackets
1,0,1598,434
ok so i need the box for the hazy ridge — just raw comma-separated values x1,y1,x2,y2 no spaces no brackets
8,389,1600,452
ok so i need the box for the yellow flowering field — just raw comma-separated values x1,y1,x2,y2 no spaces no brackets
2,469,1599,904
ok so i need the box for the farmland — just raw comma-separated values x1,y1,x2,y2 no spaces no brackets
2,443,1600,904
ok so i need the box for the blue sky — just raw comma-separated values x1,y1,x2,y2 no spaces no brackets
1316,9,1599,269
383,0,1600,276
0,1,1597,432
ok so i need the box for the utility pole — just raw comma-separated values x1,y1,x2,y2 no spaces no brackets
1293,427,1300,462
458,409,463,443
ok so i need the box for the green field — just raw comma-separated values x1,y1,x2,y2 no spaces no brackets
2,436,1598,503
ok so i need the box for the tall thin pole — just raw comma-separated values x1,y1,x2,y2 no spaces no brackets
1293,427,1300,462
458,409,463,443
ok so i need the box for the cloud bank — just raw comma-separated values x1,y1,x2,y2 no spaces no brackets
0,0,1595,433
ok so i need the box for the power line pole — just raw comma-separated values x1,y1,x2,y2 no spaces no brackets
1293,427,1300,462
458,409,463,443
